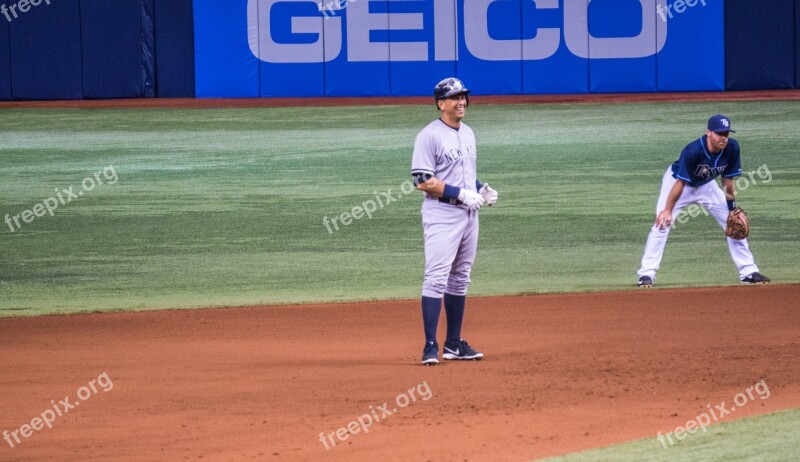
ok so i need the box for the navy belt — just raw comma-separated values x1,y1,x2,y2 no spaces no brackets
438,198,463,206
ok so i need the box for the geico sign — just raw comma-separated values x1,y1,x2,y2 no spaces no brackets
247,0,668,64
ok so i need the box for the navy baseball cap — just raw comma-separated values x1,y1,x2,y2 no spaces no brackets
708,114,735,133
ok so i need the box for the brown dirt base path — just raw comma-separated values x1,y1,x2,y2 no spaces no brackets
0,285,798,461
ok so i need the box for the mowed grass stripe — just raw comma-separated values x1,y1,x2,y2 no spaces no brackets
0,102,798,316
538,408,800,462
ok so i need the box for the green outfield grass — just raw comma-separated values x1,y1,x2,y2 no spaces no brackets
1,101,799,316
539,408,800,462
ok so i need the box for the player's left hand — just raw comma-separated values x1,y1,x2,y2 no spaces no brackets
479,184,498,206
725,207,749,239
655,210,672,230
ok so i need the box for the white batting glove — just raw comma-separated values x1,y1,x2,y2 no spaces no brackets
458,189,485,211
479,184,498,206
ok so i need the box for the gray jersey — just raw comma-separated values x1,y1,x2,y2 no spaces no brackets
411,119,477,198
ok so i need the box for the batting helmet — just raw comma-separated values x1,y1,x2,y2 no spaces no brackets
434,77,470,107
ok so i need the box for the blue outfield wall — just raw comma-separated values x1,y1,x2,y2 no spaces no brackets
81,0,155,99
797,0,800,89
656,0,724,91
194,0,727,97
586,0,657,93
725,0,796,91
0,0,171,100
155,0,196,97
259,0,327,97
0,0,797,100
8,0,84,100
0,17,10,100
193,0,259,97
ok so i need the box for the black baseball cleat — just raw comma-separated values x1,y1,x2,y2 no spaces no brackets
421,341,439,366
443,338,483,360
638,275,654,288
741,272,770,285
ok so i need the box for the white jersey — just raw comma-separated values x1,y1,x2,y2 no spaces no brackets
411,118,478,199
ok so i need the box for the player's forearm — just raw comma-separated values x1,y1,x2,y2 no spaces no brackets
415,176,465,200
664,180,685,212
722,178,737,210
721,178,736,199
413,175,483,202
415,176,445,197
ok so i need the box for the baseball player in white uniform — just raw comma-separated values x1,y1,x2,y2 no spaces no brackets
411,77,498,366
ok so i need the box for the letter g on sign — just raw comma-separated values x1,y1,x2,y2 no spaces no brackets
247,0,342,63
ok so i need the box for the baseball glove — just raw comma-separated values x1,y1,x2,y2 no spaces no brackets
725,207,749,240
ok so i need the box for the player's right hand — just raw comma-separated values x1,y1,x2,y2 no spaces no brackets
479,184,498,206
459,189,485,211
655,210,672,230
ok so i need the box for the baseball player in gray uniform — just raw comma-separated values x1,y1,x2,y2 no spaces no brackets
411,77,498,366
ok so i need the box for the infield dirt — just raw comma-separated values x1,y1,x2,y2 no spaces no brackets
1,285,798,461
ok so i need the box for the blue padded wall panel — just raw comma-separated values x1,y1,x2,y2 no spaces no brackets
324,0,390,97
457,0,522,95
0,18,10,100
522,0,588,95
587,0,656,93
796,0,800,88
656,0,724,91
81,0,155,99
9,0,83,100
726,0,795,90
155,0,195,97
256,0,324,97
194,0,259,97
388,0,456,96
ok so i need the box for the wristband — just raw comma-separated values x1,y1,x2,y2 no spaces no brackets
726,199,736,211
442,184,461,200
